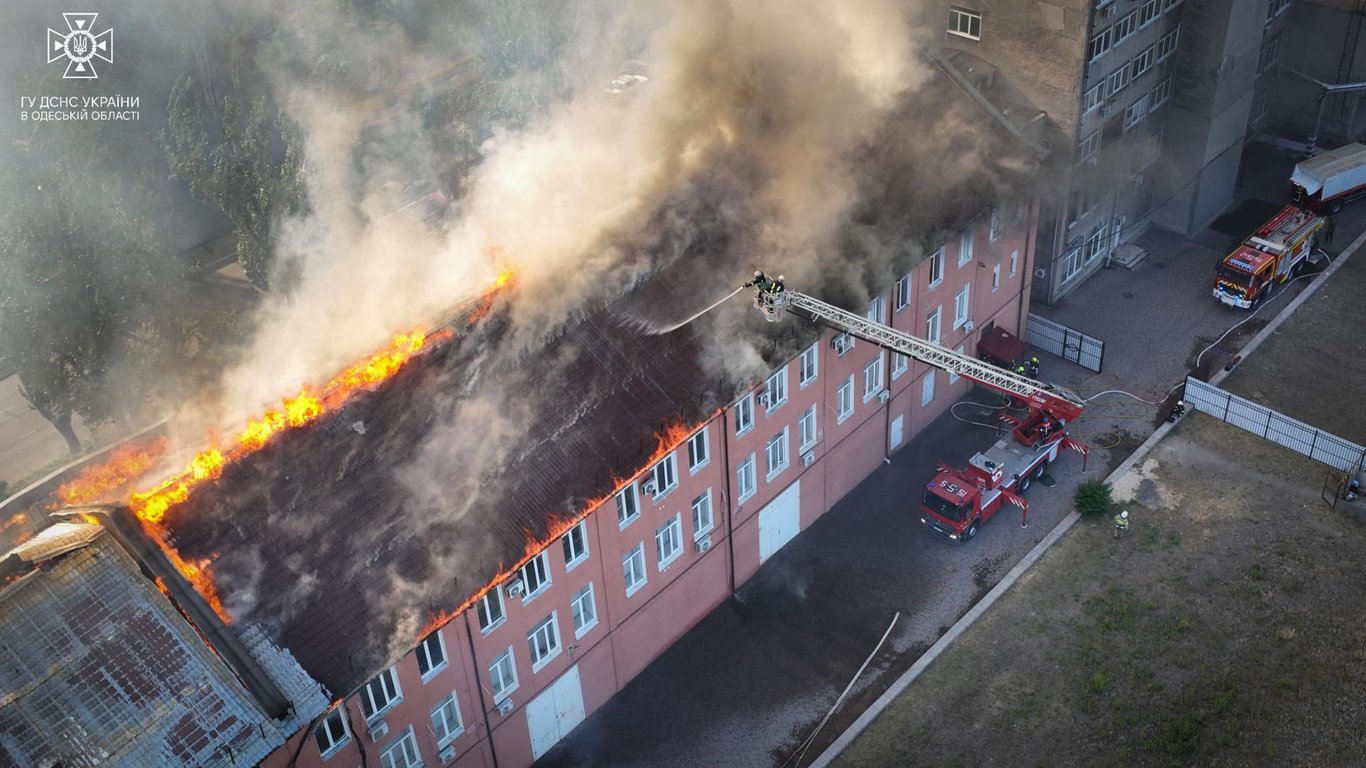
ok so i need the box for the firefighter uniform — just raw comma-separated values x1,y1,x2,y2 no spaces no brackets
1027,357,1040,377
1113,510,1130,538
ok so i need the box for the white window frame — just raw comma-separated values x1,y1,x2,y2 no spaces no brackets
623,543,648,596
1258,34,1282,75
561,520,589,571
1079,130,1101,163
1163,0,1182,12
362,667,403,721
954,285,970,329
1061,248,1083,283
992,264,1001,292
477,590,505,634
1106,65,1129,98
837,376,855,424
1132,45,1155,79
1084,82,1103,115
947,6,982,40
379,727,422,768
949,344,966,385
737,454,757,501
1139,0,1159,27
650,453,678,498
765,368,788,412
656,514,684,569
616,484,640,529
489,647,518,702
314,708,351,759
527,613,562,672
431,693,465,748
687,428,709,473
928,247,945,287
862,354,884,402
891,352,909,380
519,551,551,601
1124,94,1149,129
989,207,1003,242
894,274,912,311
799,406,818,452
1151,77,1171,109
1157,27,1179,62
866,296,886,324
921,370,936,406
691,489,714,538
1113,10,1138,45
799,343,819,387
926,306,942,345
958,232,974,266
735,393,755,436
765,427,790,481
1089,26,1113,63
571,583,598,639
416,630,448,682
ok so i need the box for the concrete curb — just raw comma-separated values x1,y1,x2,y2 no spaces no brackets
808,232,1365,768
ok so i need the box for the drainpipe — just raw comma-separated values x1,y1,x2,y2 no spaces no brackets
461,610,500,768
719,409,737,596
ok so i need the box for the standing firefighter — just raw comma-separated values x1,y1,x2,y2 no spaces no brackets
1113,509,1130,539
1027,356,1040,378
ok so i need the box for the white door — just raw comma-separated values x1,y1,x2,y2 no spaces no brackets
890,415,905,450
759,479,801,563
1111,216,1126,252
527,666,586,760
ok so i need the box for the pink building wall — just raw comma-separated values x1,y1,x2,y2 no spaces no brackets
260,202,1037,768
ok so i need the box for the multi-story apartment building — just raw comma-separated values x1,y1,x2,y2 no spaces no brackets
1263,0,1365,144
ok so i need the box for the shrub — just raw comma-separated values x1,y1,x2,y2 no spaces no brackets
1074,478,1113,518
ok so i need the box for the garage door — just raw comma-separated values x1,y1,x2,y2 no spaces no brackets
527,665,586,759
759,479,801,563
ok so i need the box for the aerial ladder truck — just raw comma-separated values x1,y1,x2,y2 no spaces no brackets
746,276,1088,542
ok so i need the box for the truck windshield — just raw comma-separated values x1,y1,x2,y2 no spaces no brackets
1216,264,1253,287
922,489,968,521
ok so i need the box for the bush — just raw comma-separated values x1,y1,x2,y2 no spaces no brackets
1074,478,1113,518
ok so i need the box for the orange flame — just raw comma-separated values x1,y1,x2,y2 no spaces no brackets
56,438,169,507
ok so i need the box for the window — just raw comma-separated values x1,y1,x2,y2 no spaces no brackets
379,727,422,768
1079,130,1100,162
737,455,757,500
1252,92,1269,123
958,232,974,266
623,544,648,595
947,6,982,40
692,490,714,538
1061,248,1083,282
834,332,856,356
650,453,677,497
926,306,942,345
928,247,945,286
528,613,561,671
765,368,788,411
1151,77,1171,108
489,648,518,701
1132,45,1155,78
656,514,684,568
571,583,598,638
1113,11,1138,44
921,370,936,406
948,345,967,385
799,343,819,386
561,521,588,570
1083,82,1102,114
1163,0,1182,11
416,631,448,681
799,406,818,452
1106,65,1129,98
616,484,639,528
1139,0,1159,27
1010,250,1019,276
1088,26,1112,62
992,264,1001,292
1258,34,1281,75
1124,94,1149,129
362,667,402,720
894,274,912,311
1157,27,1179,61
477,590,505,633
863,355,884,401
837,377,855,423
765,428,790,480
688,429,709,472
989,207,1003,242
431,693,465,748
953,285,970,328
314,708,351,758
892,352,909,379
519,552,551,599
735,393,755,436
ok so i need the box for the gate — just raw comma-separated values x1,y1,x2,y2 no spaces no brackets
1025,314,1105,372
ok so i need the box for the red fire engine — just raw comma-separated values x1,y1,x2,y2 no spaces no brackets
1213,205,1324,310
748,278,1087,542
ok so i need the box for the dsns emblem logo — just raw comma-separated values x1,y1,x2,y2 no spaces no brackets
48,13,113,79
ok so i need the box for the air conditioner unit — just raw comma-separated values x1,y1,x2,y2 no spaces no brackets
1034,267,1048,279
833,334,854,355
497,698,514,716
878,390,891,404
505,578,525,598
963,320,975,332
369,719,390,740
801,450,816,467
757,390,771,407
695,534,713,553
642,479,658,496
439,745,458,763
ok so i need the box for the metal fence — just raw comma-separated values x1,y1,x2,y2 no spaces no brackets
1026,314,1104,372
1184,376,1366,474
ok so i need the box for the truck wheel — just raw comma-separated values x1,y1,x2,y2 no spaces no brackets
1034,460,1049,479
963,520,979,541
1018,473,1032,493
1331,200,1343,214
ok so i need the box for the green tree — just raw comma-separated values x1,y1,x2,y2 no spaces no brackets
162,78,308,289
1075,478,1114,519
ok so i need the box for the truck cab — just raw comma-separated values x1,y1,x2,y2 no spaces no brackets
1214,247,1277,309
919,434,1059,542
1213,206,1322,309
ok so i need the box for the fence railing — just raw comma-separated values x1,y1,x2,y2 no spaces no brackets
1183,376,1366,474
1026,314,1104,372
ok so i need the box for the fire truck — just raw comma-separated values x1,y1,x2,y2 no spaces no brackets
748,279,1088,542
1213,205,1324,310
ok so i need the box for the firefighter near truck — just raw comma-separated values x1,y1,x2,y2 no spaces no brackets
1213,205,1324,310
746,275,1088,543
